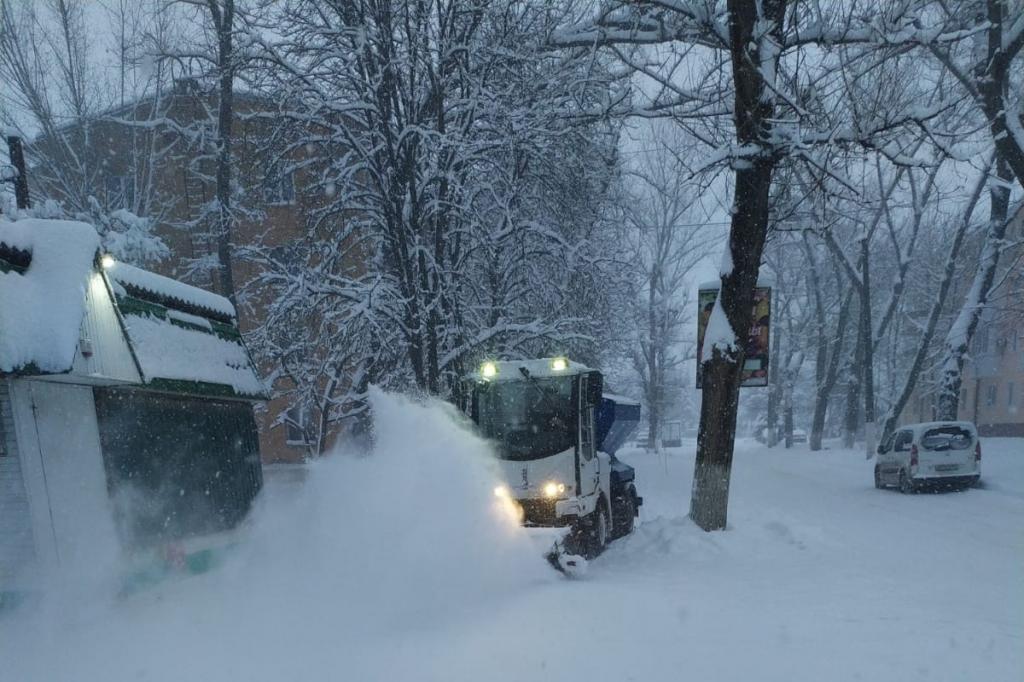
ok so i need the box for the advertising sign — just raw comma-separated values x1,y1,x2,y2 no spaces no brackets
696,286,771,388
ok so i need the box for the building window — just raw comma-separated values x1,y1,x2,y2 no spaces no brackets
264,165,296,205
985,384,997,407
286,405,308,445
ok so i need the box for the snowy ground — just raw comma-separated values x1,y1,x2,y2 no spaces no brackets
2,395,1021,681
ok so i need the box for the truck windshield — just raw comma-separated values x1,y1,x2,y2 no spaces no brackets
476,376,574,461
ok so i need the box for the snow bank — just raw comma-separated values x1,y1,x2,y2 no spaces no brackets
1,389,552,681
0,218,100,373
122,313,264,396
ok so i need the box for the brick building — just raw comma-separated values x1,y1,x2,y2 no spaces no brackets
27,81,341,463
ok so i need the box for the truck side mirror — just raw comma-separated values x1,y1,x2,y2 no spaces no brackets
586,371,603,406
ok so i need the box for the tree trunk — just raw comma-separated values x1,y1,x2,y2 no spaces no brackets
647,358,661,452
765,307,783,447
210,0,237,304
690,0,783,533
803,236,827,450
977,0,1024,190
783,389,793,448
842,318,863,449
810,291,852,450
935,157,1012,420
5,136,30,209
859,240,876,457
648,267,660,451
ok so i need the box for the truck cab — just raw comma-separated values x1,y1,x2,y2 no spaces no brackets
463,357,641,558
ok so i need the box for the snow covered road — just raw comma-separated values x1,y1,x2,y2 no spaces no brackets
3,415,1021,681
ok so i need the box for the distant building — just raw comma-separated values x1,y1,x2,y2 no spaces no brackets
26,79,350,463
957,237,1024,435
901,203,1024,436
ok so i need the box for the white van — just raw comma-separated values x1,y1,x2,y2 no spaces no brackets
875,421,981,492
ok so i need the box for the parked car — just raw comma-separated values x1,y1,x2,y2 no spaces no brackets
791,428,808,444
875,421,981,492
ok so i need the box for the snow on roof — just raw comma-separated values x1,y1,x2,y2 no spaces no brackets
120,313,265,397
107,262,236,321
0,218,100,373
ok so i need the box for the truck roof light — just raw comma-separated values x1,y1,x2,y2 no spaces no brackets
481,361,498,379
550,356,569,372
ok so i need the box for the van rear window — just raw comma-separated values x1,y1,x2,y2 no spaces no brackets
920,426,973,451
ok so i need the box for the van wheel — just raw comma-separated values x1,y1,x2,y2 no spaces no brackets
874,466,883,489
898,470,914,494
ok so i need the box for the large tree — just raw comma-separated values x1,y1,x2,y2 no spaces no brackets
554,0,970,529
239,0,628,452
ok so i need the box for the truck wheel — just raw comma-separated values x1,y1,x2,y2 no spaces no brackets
585,502,609,559
874,466,883,489
612,485,637,538
898,470,914,494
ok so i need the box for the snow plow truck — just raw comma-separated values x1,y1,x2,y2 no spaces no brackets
462,357,642,570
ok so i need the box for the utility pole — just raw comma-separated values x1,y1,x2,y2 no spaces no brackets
5,135,31,209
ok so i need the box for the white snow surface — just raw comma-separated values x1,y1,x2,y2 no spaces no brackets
703,294,738,357
107,262,236,320
0,218,100,373
122,313,264,395
2,410,1021,681
719,241,733,276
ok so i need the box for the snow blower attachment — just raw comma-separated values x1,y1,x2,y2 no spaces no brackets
463,358,642,576
545,534,587,577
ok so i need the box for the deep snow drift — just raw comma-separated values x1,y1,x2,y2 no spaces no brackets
2,403,1021,681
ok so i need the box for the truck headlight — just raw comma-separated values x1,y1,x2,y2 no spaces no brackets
543,481,566,498
493,485,510,499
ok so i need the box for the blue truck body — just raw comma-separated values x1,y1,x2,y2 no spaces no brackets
596,394,641,488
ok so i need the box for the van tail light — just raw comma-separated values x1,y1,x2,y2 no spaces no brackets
910,444,919,467
975,441,982,462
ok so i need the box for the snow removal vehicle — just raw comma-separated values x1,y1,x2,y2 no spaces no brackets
463,357,641,570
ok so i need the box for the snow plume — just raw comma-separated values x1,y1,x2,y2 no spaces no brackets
1,389,552,681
